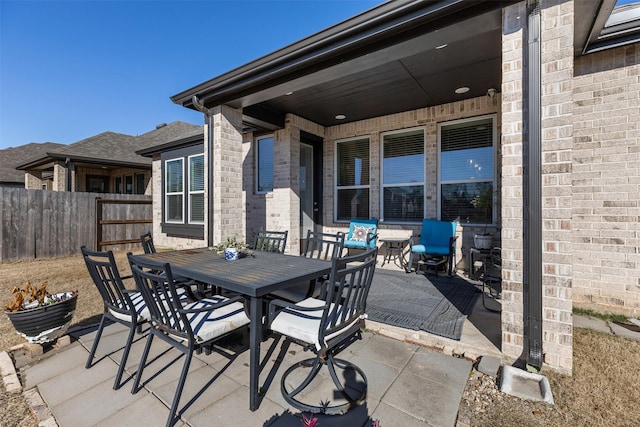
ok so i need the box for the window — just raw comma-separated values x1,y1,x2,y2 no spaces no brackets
114,176,122,194
135,173,146,195
256,136,274,193
125,175,133,194
335,137,370,221
87,175,109,193
439,116,496,224
41,183,47,190
381,128,425,222
161,144,205,239
165,159,184,223
188,155,205,224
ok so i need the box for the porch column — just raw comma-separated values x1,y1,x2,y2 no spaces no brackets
272,118,301,254
24,170,43,190
210,105,244,244
52,161,68,191
501,0,573,374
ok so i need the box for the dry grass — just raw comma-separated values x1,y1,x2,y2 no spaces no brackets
1,253,640,426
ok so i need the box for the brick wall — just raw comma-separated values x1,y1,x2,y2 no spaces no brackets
572,43,640,316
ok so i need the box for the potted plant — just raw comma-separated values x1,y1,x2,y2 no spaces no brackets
209,236,253,260
4,281,78,344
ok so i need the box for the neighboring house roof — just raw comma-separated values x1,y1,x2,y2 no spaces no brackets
0,142,65,184
15,121,200,171
171,0,630,134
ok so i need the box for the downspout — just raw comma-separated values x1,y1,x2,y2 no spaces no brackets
192,95,214,246
65,157,72,192
523,0,543,371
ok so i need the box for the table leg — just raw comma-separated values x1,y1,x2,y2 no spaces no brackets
249,296,263,411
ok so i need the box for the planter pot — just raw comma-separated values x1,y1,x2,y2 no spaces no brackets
224,248,239,260
474,233,493,250
5,292,77,344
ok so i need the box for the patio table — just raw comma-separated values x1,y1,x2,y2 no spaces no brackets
130,247,332,411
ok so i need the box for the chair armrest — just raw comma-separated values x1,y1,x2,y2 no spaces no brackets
408,234,420,247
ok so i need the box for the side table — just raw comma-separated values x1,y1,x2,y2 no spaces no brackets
380,238,409,269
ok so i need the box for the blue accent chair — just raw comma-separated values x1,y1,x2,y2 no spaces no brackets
343,218,378,255
406,219,458,276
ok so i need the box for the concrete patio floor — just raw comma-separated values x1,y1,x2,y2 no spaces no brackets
20,321,472,427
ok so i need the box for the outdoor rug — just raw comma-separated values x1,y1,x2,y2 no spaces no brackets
365,269,480,340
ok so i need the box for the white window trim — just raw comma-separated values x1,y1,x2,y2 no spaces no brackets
255,134,274,194
165,158,184,224
188,154,205,225
379,126,426,224
334,135,371,223
437,113,497,225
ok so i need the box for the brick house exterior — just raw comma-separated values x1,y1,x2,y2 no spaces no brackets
145,0,640,374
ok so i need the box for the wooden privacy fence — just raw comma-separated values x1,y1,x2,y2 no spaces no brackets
0,188,152,261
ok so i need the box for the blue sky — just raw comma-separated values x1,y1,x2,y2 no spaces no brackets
0,0,380,149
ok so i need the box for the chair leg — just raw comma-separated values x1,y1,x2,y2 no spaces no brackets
131,333,154,394
113,323,137,390
85,314,107,369
166,349,193,427
406,251,414,273
281,353,325,413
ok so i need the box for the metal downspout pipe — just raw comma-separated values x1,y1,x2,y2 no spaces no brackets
524,0,543,371
192,95,214,246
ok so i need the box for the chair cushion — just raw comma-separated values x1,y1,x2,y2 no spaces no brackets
270,298,361,350
410,244,451,256
183,296,250,343
351,225,374,242
108,287,188,324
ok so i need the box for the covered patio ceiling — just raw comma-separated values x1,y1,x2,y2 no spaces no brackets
171,0,605,133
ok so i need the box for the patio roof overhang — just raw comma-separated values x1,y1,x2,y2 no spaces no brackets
15,153,151,171
171,0,612,134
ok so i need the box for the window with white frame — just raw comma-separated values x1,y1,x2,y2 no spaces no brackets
381,128,425,222
189,154,205,224
165,158,184,223
335,137,370,221
256,135,274,193
439,115,495,224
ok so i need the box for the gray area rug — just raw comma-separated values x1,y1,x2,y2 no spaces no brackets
366,269,480,340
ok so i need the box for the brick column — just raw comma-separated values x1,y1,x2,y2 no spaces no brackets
210,105,244,244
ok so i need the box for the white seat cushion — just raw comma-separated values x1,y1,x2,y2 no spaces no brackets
182,296,250,343
108,287,188,324
270,297,361,350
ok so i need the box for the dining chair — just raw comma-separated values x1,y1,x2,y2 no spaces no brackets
267,247,378,414
482,247,502,312
140,231,156,255
253,230,288,253
81,246,150,390
269,230,345,302
140,231,213,298
127,254,250,427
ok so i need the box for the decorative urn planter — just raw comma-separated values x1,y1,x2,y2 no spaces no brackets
473,233,493,250
5,285,78,344
210,236,252,261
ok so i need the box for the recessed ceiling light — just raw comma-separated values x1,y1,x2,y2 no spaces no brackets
435,44,448,49
455,87,470,94
335,114,346,120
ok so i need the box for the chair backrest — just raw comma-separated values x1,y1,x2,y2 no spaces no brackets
253,230,288,253
81,246,140,322
127,254,191,341
302,230,344,261
140,232,156,254
319,247,378,346
344,218,378,249
418,219,457,248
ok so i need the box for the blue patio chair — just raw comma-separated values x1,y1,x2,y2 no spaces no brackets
406,219,458,276
343,218,378,255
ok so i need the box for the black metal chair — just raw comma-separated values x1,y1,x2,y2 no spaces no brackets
140,231,156,255
127,254,250,427
269,230,345,302
81,246,150,390
482,247,502,312
140,231,213,298
267,247,378,414
253,230,288,253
